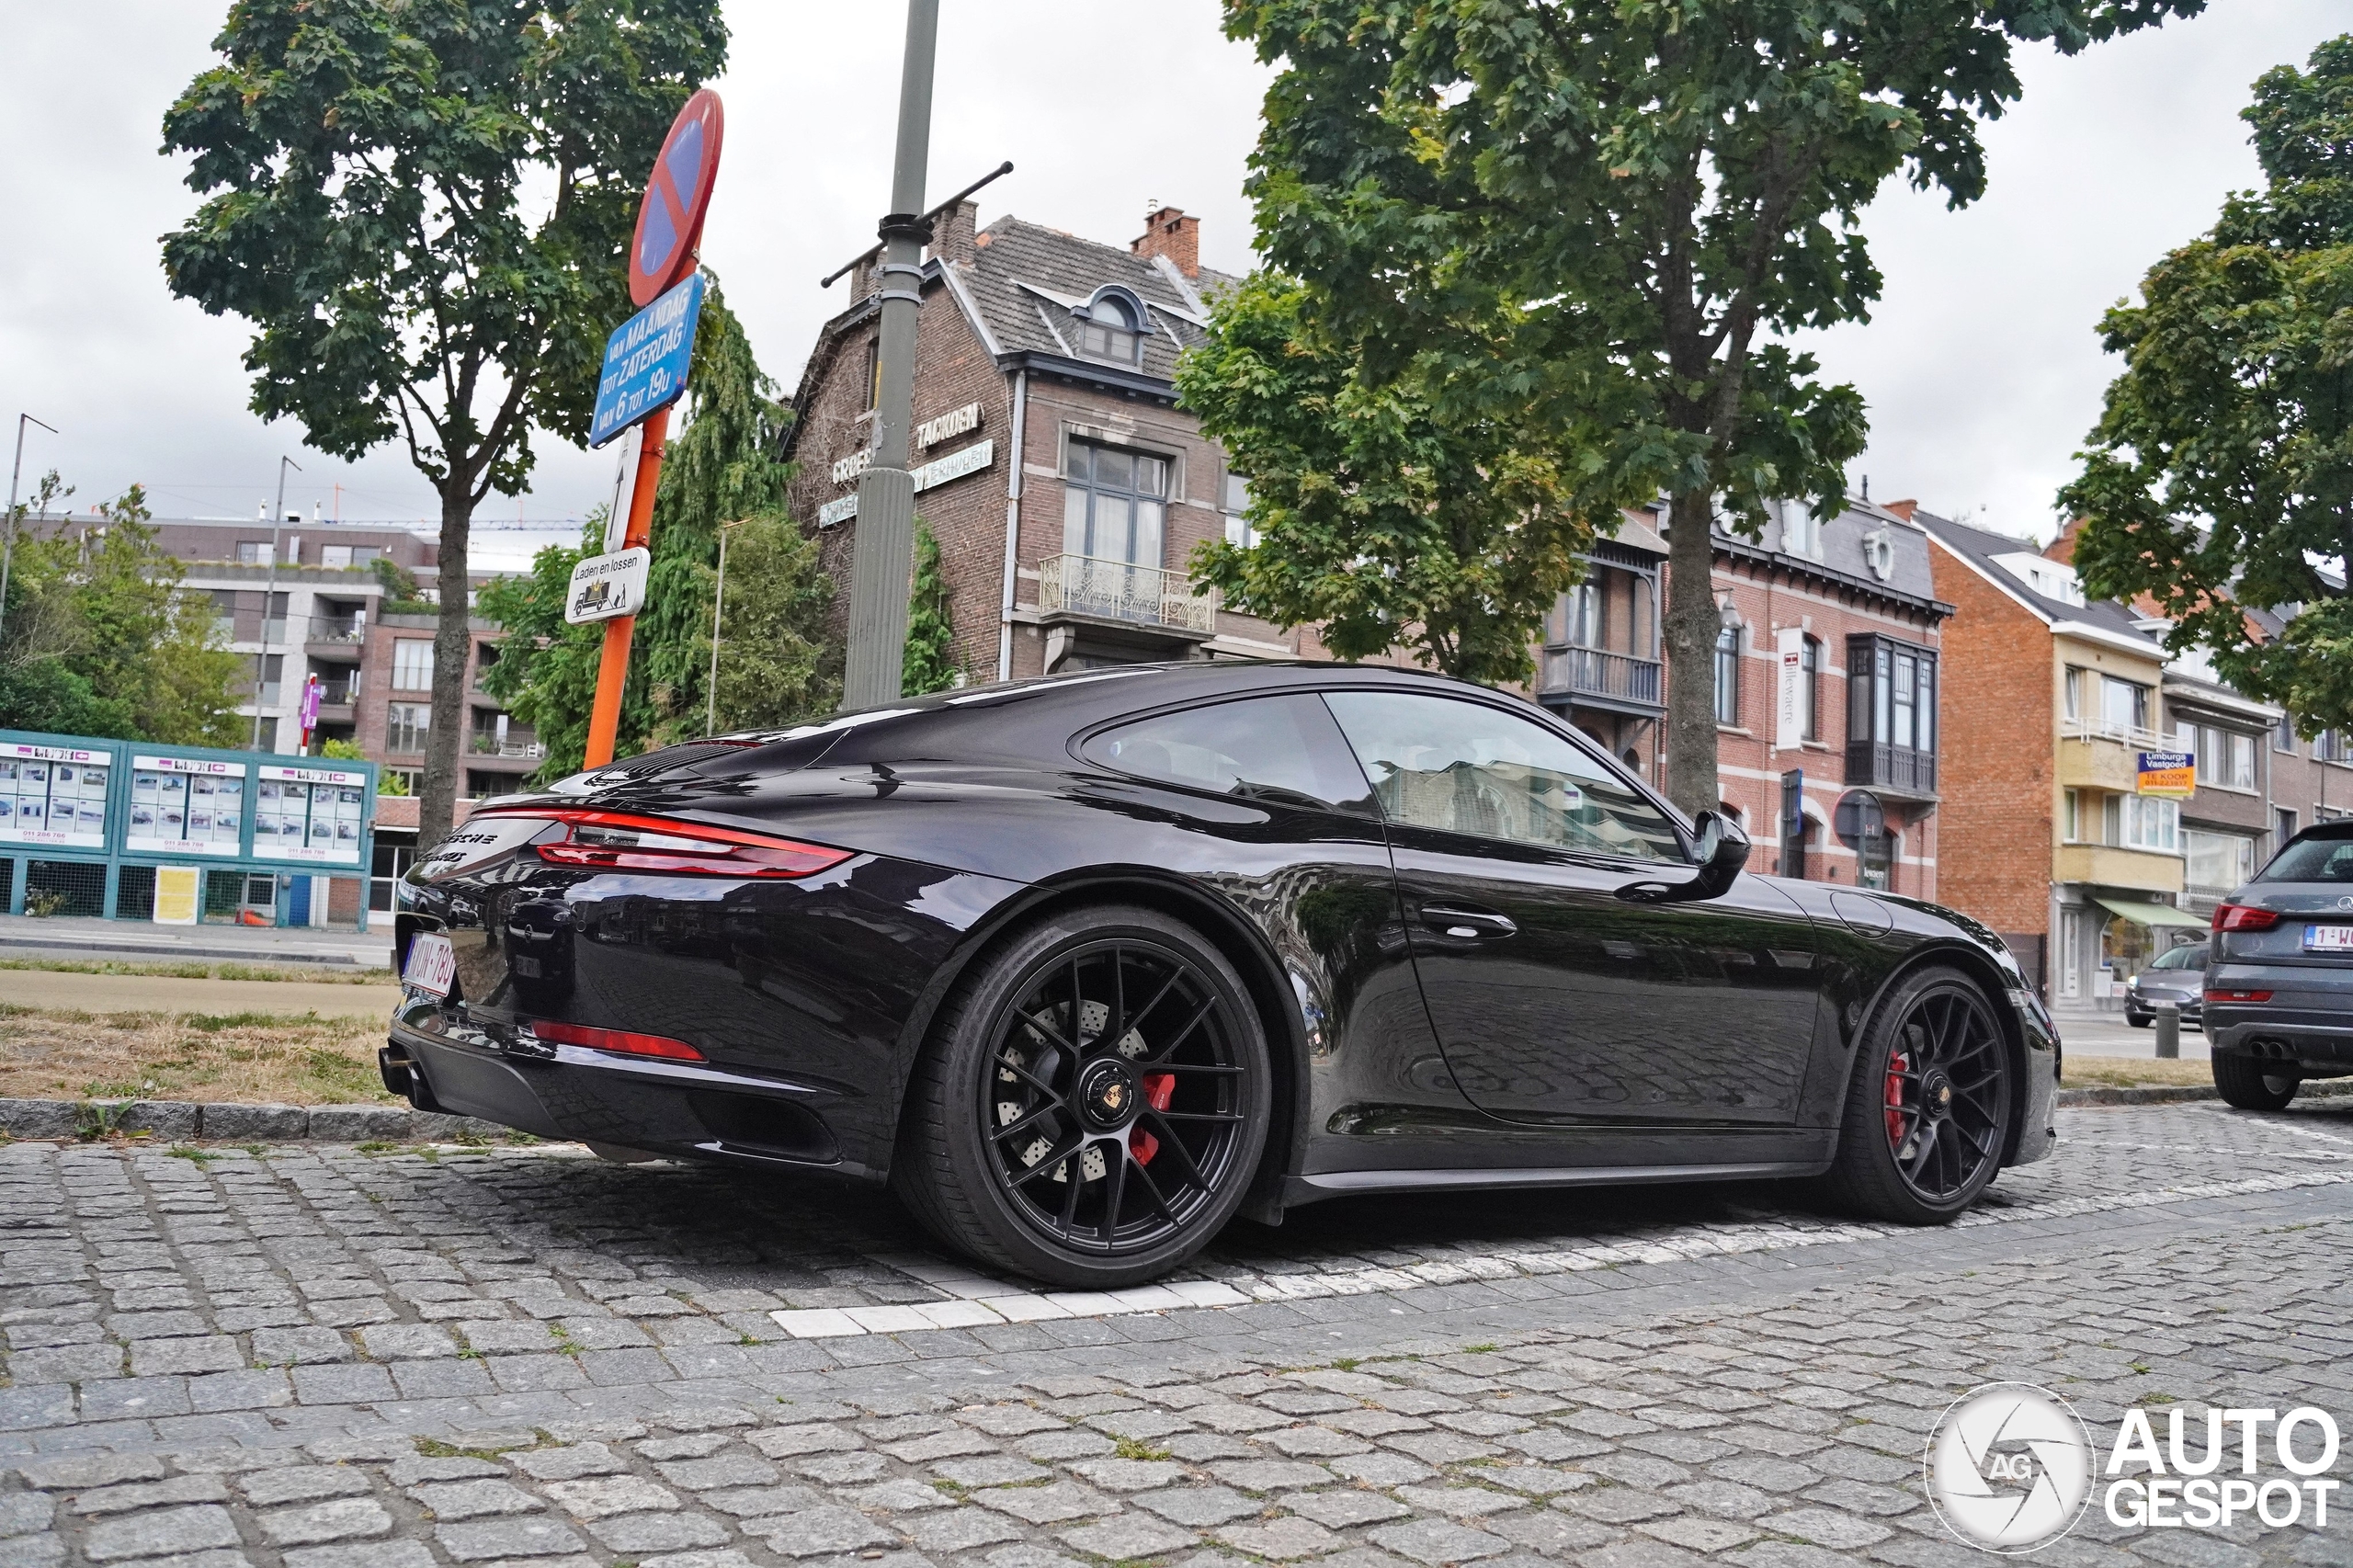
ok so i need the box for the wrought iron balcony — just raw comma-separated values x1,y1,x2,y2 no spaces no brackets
1038,554,1217,634
1846,741,1938,798
1538,645,1664,712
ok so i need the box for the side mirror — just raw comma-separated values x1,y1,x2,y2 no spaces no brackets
1688,810,1751,899
1617,809,1751,904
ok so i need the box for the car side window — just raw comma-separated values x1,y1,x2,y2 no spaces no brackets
1323,690,1683,862
1084,695,1378,817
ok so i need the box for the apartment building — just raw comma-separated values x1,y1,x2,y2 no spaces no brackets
783,203,1350,676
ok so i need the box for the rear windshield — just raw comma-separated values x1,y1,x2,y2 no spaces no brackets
2259,834,2353,882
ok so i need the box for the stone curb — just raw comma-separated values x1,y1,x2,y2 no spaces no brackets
2056,1077,2353,1108
0,1096,504,1143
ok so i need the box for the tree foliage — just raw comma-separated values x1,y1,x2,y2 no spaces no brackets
479,279,835,775
160,0,725,839
1217,0,2199,808
0,484,244,745
902,521,959,696
1178,272,1586,684
2064,35,2353,731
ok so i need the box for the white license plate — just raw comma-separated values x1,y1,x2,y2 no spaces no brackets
2302,924,2353,952
403,932,457,998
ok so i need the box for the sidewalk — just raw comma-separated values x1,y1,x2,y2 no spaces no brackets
0,913,392,969
2050,1004,2212,1059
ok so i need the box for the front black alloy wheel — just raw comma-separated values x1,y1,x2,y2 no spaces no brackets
1824,966,2013,1223
893,906,1269,1287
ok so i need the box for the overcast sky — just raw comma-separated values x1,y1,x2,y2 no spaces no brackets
2,2,2343,568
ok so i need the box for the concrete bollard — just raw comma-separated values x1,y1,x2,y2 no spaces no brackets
2154,1000,2180,1059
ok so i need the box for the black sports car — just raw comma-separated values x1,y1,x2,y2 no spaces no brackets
386,663,2058,1288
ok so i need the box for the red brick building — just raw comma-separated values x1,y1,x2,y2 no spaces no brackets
1541,498,1949,898
783,205,1341,676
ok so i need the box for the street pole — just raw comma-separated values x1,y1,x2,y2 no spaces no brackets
841,0,939,711
0,413,59,647
708,517,748,736
582,406,671,769
251,455,301,751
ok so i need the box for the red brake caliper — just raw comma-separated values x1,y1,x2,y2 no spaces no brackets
1884,1051,1910,1146
1130,1074,1176,1165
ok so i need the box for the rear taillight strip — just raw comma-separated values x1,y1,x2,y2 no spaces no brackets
477,808,850,880
2203,989,2274,1004
2211,902,2281,932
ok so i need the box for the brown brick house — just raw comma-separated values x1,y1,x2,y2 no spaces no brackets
782,205,1340,678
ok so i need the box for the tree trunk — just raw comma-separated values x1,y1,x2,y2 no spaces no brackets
419,484,472,846
1662,484,1722,819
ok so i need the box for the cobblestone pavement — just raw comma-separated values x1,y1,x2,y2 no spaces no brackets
1,1097,2348,1566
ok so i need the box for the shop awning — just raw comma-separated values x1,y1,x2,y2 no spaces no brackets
2094,895,2209,930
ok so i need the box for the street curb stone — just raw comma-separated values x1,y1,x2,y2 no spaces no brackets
0,1096,503,1143
2054,1077,2353,1108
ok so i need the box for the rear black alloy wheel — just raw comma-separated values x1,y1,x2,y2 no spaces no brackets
1824,967,2013,1223
2211,1051,2299,1111
894,906,1269,1287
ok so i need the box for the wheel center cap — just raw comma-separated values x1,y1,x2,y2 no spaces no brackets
1921,1069,1955,1119
1076,1057,1141,1131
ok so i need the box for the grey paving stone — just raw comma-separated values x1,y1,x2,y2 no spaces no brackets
283,1545,438,1568
433,1518,589,1561
1133,1485,1264,1528
1062,1515,1203,1560
358,1324,459,1360
512,1444,624,1481
410,1480,546,1519
904,1506,1026,1553
1215,1516,1346,1560
85,1504,243,1562
18,1454,167,1490
736,1506,898,1556
70,1474,229,1515
259,1498,396,1546
241,1467,373,1506
1287,1490,1413,1528
542,1475,682,1517
1367,1517,1513,1565
584,1512,733,1551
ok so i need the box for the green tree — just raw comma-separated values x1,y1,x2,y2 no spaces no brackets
2064,36,2353,731
902,520,959,695
1219,0,2199,811
0,484,244,744
479,280,835,773
1178,272,1586,683
161,0,726,841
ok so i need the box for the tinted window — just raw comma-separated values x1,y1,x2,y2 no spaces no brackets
2150,944,2208,971
1324,691,1683,861
1086,695,1375,816
2260,834,2353,882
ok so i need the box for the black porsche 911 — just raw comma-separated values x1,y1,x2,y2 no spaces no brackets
387,663,2057,1288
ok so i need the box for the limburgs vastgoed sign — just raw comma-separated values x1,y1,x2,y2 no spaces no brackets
2137,749,2196,798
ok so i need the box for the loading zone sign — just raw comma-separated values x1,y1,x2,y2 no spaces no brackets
589,274,705,449
565,547,651,625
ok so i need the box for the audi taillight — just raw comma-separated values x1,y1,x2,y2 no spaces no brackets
2211,903,2280,932
481,809,850,880
2203,988,2274,1004
530,1020,705,1062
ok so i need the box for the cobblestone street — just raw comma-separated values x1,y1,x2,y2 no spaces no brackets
1,1097,2347,1568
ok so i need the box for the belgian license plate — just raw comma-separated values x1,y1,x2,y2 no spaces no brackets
2302,924,2353,953
403,932,457,998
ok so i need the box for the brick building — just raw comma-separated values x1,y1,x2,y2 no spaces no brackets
783,204,1340,677
1540,496,1949,898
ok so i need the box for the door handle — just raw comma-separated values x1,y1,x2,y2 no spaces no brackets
1420,905,1518,939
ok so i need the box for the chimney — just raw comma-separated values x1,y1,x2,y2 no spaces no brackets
1881,498,1918,522
1131,205,1199,278
2043,516,2086,564
927,200,979,267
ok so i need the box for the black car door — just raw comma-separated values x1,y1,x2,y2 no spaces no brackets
1322,689,1828,1127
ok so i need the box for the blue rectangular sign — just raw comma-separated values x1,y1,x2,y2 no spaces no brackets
589,273,704,449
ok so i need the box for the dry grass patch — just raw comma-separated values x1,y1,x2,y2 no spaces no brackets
2061,1054,2213,1090
0,957,392,984
0,1004,396,1105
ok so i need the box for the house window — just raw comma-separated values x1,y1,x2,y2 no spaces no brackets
1221,472,1258,550
2064,789,2083,843
2120,793,2178,853
2063,666,2084,722
861,338,880,411
2277,712,2298,753
1713,625,1741,727
236,540,274,566
1801,636,1821,741
1779,502,1820,558
1063,440,1168,567
1562,582,1602,648
2185,829,2256,893
1077,294,1142,364
2100,674,2151,736
387,703,430,754
392,639,434,691
1848,635,1937,755
2278,807,2299,846
2322,729,2353,764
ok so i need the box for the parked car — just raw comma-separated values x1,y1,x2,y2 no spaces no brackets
385,663,2058,1287
2204,821,2353,1110
2123,942,2207,1028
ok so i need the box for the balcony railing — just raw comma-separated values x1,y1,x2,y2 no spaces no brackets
1038,555,1216,634
2062,718,2167,750
1846,740,1938,797
1537,645,1664,710
469,735,544,759
307,615,368,644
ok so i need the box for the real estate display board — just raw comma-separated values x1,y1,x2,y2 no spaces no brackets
0,740,110,849
253,763,367,865
126,756,247,856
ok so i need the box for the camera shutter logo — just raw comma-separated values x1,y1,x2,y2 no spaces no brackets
1926,1383,2094,1552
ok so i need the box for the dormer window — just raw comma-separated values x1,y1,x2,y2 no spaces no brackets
1077,291,1142,364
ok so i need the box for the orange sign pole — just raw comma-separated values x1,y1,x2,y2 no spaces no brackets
581,403,670,769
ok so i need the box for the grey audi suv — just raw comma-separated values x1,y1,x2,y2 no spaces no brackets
2203,822,2353,1109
